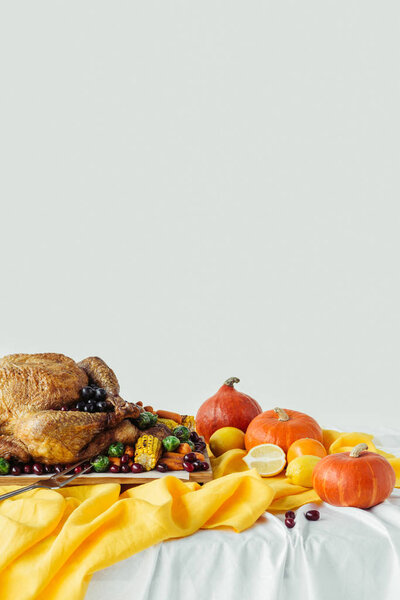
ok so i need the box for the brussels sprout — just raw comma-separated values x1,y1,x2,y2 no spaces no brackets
90,455,110,473
108,442,124,457
135,411,157,430
0,458,10,475
162,436,181,452
173,426,191,442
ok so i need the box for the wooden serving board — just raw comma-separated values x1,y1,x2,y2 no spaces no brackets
0,446,213,487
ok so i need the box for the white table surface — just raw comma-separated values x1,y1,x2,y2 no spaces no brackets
86,427,400,600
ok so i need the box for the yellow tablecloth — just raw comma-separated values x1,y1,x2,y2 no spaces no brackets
0,429,398,600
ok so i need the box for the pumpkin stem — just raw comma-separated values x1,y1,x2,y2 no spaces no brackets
350,443,369,457
224,377,240,387
273,407,289,421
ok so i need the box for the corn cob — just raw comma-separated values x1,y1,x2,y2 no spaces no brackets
181,415,196,431
158,417,180,430
134,434,162,471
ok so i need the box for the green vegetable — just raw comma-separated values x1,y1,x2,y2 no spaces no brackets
162,435,181,452
90,455,110,473
135,411,158,430
173,426,191,442
0,458,10,475
186,439,195,451
108,442,124,457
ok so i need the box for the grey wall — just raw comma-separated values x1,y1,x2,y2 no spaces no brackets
1,2,399,430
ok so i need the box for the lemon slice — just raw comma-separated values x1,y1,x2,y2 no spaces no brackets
244,443,286,476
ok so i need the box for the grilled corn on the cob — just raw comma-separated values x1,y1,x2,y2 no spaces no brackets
181,415,196,431
134,434,162,471
157,417,180,430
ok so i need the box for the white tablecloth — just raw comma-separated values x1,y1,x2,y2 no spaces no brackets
86,428,400,600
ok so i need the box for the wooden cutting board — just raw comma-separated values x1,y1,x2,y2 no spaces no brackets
0,445,213,486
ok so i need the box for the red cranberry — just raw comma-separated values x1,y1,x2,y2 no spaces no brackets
285,517,296,529
182,461,195,472
131,463,144,474
74,465,83,474
110,464,120,473
121,454,130,464
200,461,209,471
54,464,64,473
11,465,21,476
156,463,169,473
23,464,32,474
192,461,202,471
121,464,131,473
305,510,320,521
44,464,54,474
60,406,69,411
285,510,296,520
183,452,197,463
32,463,43,475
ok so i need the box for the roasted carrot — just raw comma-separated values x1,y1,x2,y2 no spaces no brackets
156,410,182,424
161,457,184,470
124,445,134,457
194,452,205,461
109,457,121,466
144,405,155,414
176,443,192,455
162,451,184,460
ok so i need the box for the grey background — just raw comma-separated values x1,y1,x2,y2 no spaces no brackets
1,2,399,429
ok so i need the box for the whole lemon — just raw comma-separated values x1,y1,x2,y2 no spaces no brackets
209,427,246,457
285,455,321,487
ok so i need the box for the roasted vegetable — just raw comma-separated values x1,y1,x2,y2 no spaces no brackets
181,415,196,431
108,442,124,457
161,456,184,471
135,434,162,470
135,411,158,430
156,410,182,424
0,458,10,475
109,456,121,467
176,443,193,455
90,455,110,473
158,417,180,430
186,439,195,451
162,435,181,452
124,445,134,457
173,426,191,442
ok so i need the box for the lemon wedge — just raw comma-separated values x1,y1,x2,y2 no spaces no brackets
244,443,286,476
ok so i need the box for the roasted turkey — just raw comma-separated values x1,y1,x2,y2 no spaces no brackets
0,353,141,464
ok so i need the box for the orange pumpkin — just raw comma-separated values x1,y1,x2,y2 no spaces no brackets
313,443,396,508
245,407,323,453
196,377,262,443
287,438,327,463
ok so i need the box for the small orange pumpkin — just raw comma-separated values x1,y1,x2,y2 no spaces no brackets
196,377,262,443
245,407,323,453
313,443,396,508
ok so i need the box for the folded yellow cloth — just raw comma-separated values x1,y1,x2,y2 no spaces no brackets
0,429,398,600
0,471,272,600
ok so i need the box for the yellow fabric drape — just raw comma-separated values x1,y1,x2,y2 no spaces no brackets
0,429,398,600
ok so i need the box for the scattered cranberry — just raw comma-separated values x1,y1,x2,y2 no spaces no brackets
131,463,144,474
54,465,64,473
183,452,197,463
305,510,320,521
74,465,83,474
110,464,120,473
11,465,21,476
285,510,296,520
200,461,209,471
285,517,296,529
183,461,195,472
23,464,32,474
190,432,200,442
44,464,54,474
121,454,130,465
192,461,202,471
156,463,169,473
60,405,69,411
32,463,43,475
82,462,91,472
121,464,131,473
